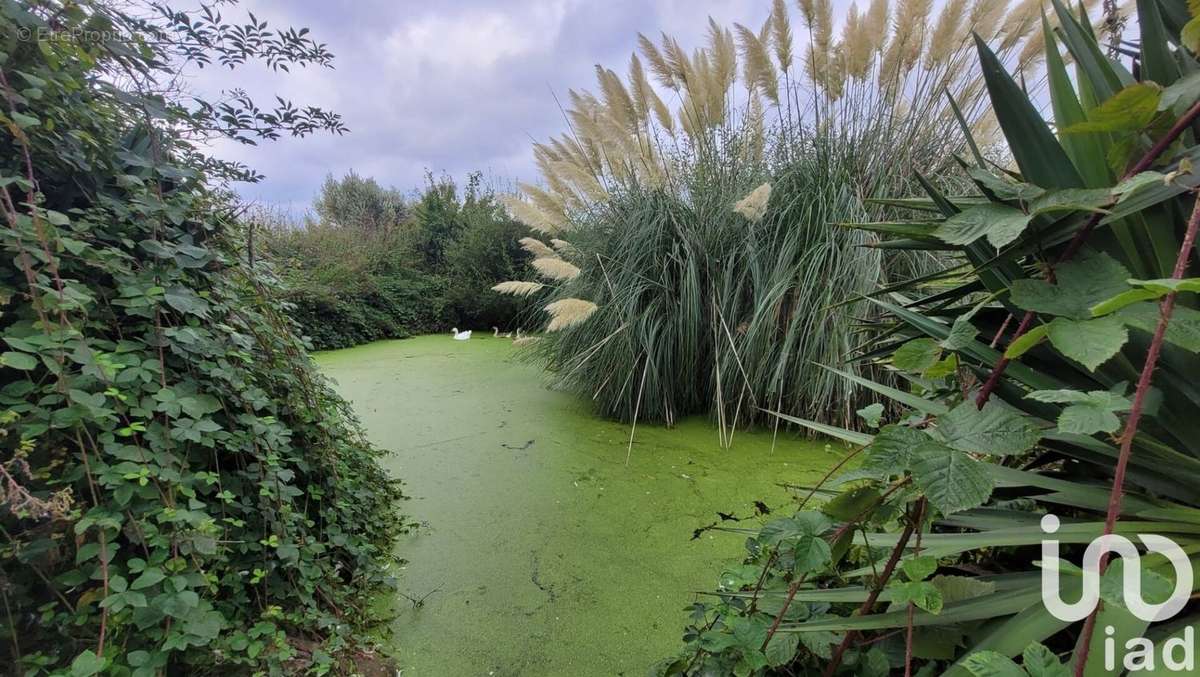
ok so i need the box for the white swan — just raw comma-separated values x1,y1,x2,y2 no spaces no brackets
451,328,472,341
492,326,501,338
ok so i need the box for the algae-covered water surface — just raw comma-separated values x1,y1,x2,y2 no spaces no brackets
316,336,841,676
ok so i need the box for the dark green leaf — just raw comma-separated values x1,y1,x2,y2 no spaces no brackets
934,204,1033,248
911,443,994,515
974,35,1084,188
2,351,38,370
1010,251,1132,319
1046,315,1128,371
764,631,799,667
936,401,1041,456
69,650,104,677
793,535,833,573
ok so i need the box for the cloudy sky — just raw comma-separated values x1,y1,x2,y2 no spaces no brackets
191,0,783,215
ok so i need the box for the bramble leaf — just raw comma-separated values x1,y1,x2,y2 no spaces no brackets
1118,302,1200,353
1011,251,1132,319
892,580,944,614
1046,315,1128,371
911,443,994,514
862,425,931,476
1022,643,1069,677
902,555,938,582
1062,82,1163,133
935,401,1041,456
894,338,943,372
1027,388,1131,435
856,402,884,428
935,203,1033,249
961,651,1025,677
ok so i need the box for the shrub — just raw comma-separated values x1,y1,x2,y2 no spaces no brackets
0,2,404,673
668,1,1200,674
440,175,535,330
262,173,532,349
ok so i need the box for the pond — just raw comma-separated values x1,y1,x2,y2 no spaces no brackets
316,335,841,676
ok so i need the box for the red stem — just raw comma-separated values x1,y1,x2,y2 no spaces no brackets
759,480,909,652
822,513,919,677
904,499,927,677
1072,193,1200,676
977,100,1200,409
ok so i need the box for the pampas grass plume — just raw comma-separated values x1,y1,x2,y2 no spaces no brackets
544,298,599,332
492,281,546,297
519,237,557,259
533,257,582,281
733,182,772,222
926,0,967,66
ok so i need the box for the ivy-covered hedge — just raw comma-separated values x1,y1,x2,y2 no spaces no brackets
259,172,534,352
283,268,447,351
0,2,405,674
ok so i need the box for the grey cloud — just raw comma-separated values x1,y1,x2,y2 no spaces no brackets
193,0,768,212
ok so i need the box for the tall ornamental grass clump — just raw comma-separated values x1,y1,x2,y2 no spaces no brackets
494,0,1054,431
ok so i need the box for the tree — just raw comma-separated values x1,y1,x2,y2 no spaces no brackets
313,171,407,231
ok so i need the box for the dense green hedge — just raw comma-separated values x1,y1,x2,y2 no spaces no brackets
283,269,447,350
0,2,405,674
262,174,533,351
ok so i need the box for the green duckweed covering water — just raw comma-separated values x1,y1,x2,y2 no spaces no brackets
316,335,842,676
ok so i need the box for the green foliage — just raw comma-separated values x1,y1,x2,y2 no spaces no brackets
529,155,912,428
670,0,1200,674
0,2,403,673
313,171,406,231
261,172,531,350
501,0,999,430
257,217,444,349
436,173,532,328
